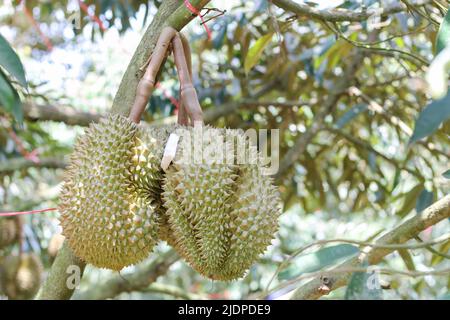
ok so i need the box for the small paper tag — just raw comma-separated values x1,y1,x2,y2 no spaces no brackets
161,133,180,172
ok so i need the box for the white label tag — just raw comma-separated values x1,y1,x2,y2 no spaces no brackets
161,133,180,172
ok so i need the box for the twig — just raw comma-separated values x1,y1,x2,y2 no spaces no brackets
273,49,365,182
264,266,450,299
325,21,429,67
288,194,450,299
327,126,421,178
265,233,450,293
414,236,450,259
143,282,206,300
271,0,432,23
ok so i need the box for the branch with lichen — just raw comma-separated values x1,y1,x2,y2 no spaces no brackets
0,157,66,173
23,103,103,127
72,250,179,300
271,0,431,22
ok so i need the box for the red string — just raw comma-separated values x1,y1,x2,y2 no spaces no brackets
22,4,53,51
78,0,106,32
6,127,40,163
183,0,212,40
0,207,57,217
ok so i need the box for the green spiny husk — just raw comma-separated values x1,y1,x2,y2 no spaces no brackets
59,115,163,270
0,253,43,300
161,126,281,280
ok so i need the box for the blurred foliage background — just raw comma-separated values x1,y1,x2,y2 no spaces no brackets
0,0,449,300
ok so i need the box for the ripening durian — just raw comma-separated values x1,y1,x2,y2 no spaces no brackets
0,253,43,300
0,218,17,249
59,114,162,270
161,126,281,281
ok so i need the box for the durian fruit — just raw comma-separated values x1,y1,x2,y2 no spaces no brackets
129,124,185,242
0,218,17,249
59,114,162,270
161,126,281,280
128,124,174,222
0,253,43,300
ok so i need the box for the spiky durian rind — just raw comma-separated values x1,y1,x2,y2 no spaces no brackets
162,126,281,281
0,218,17,249
59,114,160,271
130,124,179,242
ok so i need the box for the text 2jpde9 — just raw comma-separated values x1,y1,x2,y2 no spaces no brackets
178,304,271,317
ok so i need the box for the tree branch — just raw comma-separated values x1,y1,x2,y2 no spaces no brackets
73,250,179,300
35,242,86,300
0,157,66,173
273,51,365,182
151,98,304,125
271,0,431,22
289,194,450,299
205,99,307,123
326,126,421,178
36,0,211,300
23,103,102,127
142,282,205,300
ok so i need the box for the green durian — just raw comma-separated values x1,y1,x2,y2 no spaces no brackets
0,218,17,249
0,253,43,300
59,114,162,270
130,124,177,241
161,126,281,280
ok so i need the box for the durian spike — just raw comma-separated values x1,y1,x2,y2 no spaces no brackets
172,33,203,125
130,27,177,123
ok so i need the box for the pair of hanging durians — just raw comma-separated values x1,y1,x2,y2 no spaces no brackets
59,27,281,281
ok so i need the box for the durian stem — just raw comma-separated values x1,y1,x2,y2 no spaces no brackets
177,33,193,126
172,33,203,125
112,0,211,118
129,27,177,123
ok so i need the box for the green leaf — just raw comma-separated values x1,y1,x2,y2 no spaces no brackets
436,9,450,54
278,244,359,280
345,261,383,300
212,22,227,49
0,71,22,123
335,103,369,129
396,184,424,217
398,249,416,271
415,189,434,213
409,91,450,144
0,33,27,88
438,292,450,300
244,32,274,74
443,169,450,179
